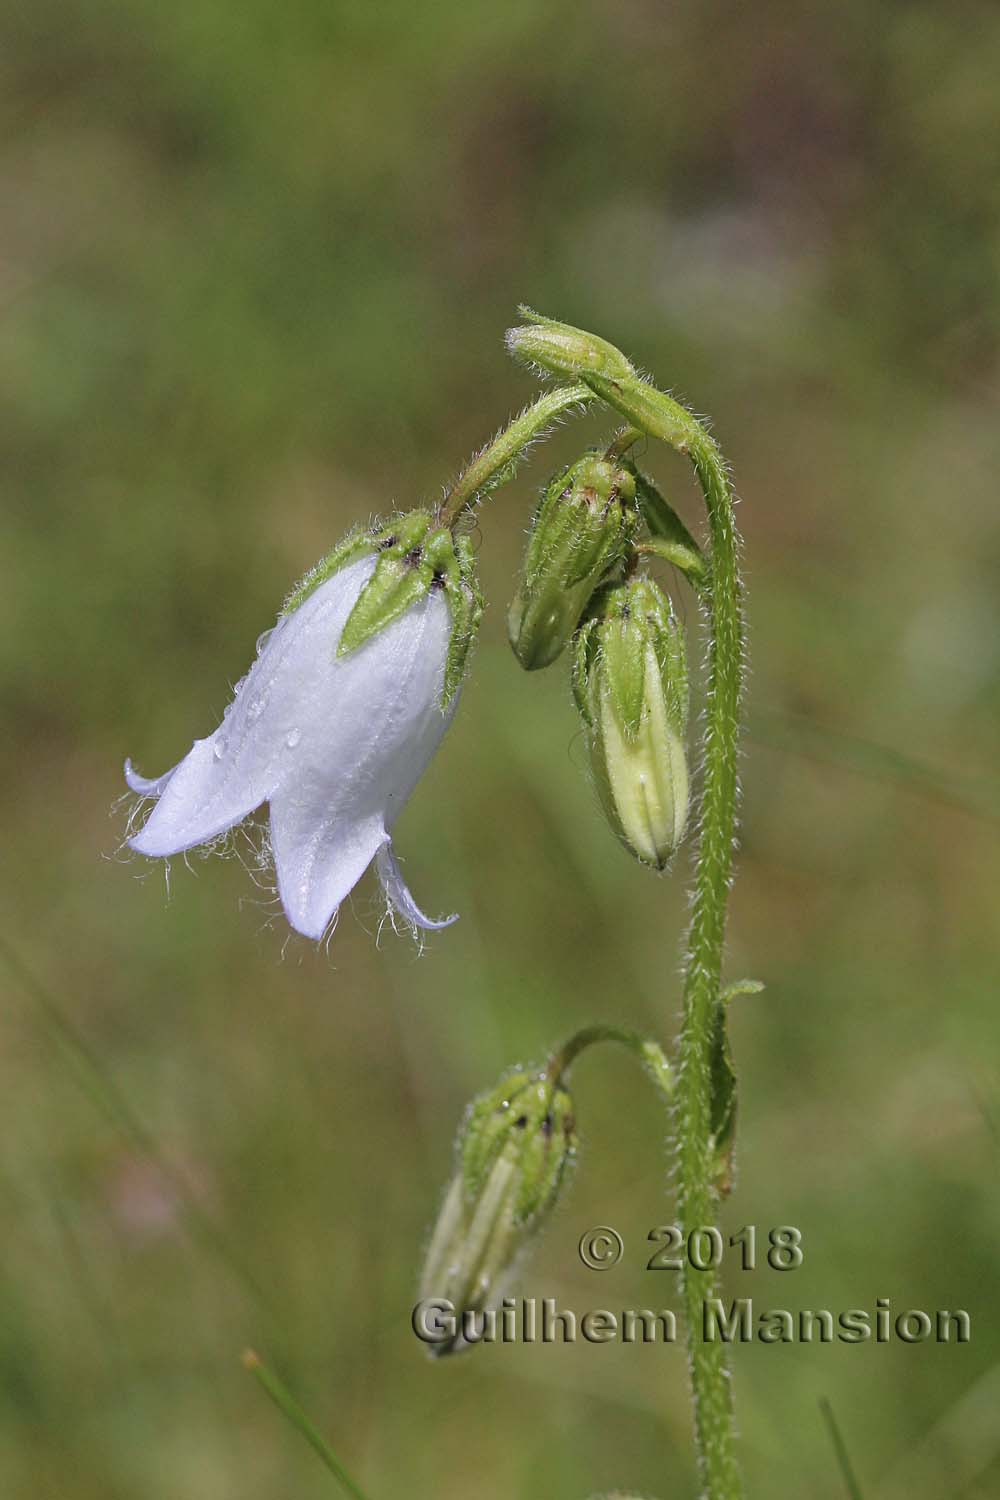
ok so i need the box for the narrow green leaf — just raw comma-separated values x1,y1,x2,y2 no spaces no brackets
244,1351,371,1500
819,1396,865,1500
720,978,765,1003
632,471,707,585
708,1004,738,1197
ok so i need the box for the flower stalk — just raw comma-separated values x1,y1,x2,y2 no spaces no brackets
546,1024,674,1105
508,311,746,1499
437,382,594,528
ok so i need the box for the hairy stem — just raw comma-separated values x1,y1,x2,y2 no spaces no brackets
585,372,744,1499
505,312,747,1495
437,382,594,527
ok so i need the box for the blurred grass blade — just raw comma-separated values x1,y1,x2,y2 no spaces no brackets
0,933,274,1320
751,709,1000,823
819,1396,864,1500
243,1350,370,1500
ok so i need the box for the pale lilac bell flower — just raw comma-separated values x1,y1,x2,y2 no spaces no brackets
126,556,458,940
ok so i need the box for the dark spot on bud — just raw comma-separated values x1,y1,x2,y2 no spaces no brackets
514,1115,528,1129
405,547,423,567
563,1114,576,1138
431,569,446,590
376,534,397,551
540,1114,553,1137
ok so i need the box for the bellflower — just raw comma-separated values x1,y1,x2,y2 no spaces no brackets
127,514,482,941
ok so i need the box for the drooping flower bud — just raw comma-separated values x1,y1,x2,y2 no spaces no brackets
507,452,639,669
418,1064,577,1355
506,308,696,453
505,306,635,384
572,577,689,869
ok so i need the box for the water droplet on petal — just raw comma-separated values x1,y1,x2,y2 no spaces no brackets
256,628,274,655
223,679,246,722
285,727,301,749
247,695,266,721
213,738,228,761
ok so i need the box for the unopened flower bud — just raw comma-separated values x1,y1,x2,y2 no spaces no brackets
505,306,635,384
508,452,639,669
419,1064,577,1355
573,578,689,869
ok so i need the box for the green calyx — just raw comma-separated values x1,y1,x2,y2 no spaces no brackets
418,1064,576,1355
460,1065,577,1226
508,451,640,671
281,527,375,616
283,510,483,708
573,578,688,739
573,577,690,869
338,511,483,706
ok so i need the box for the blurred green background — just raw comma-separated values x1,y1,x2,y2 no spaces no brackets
2,1,998,1496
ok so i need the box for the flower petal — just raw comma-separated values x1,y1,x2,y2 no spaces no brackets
124,757,177,797
126,550,461,944
265,584,457,940
268,785,387,941
128,735,266,856
127,557,378,860
281,572,453,815
375,842,458,932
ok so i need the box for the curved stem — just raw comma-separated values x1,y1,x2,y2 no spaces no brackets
547,1023,674,1103
505,314,746,1497
437,382,594,528
585,376,744,1500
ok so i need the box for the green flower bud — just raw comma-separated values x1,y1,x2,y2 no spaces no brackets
573,577,689,869
419,1064,577,1356
508,452,639,670
505,306,635,384
283,508,483,706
